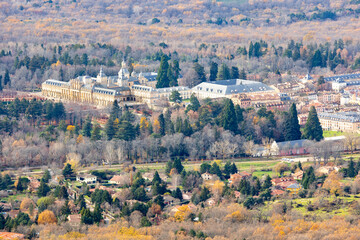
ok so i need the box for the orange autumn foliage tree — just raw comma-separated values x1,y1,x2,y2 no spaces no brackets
38,210,57,224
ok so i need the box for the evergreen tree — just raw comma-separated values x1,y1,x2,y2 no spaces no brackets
217,63,231,80
199,187,210,202
152,171,162,185
239,68,247,79
173,187,183,201
235,105,244,123
82,116,92,138
193,62,206,84
62,163,74,179
3,69,10,87
110,100,121,118
167,63,178,86
173,158,184,174
59,186,69,199
210,162,222,178
303,106,323,141
0,75,3,92
230,163,238,174
53,102,66,123
93,204,102,224
186,94,201,112
60,200,71,216
81,208,93,224
230,66,239,79
41,169,51,183
117,120,136,141
37,179,50,197
262,175,272,190
197,161,209,174
348,159,356,178
158,114,166,136
311,50,323,68
249,41,254,58
156,55,170,88
302,166,316,189
172,59,181,79
182,118,193,136
209,61,218,81
90,124,101,141
284,103,302,141
78,195,86,211
220,99,237,133
105,116,116,140
169,90,182,102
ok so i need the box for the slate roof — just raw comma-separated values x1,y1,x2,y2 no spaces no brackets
324,73,360,82
318,112,360,123
192,79,273,96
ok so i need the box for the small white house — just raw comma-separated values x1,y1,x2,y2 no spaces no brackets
76,174,97,184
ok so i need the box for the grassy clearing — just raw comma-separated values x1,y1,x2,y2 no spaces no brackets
323,130,345,138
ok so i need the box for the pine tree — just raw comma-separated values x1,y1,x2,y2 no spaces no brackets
209,61,218,81
217,63,231,80
169,90,181,102
41,169,51,183
158,114,166,136
235,105,244,123
105,116,115,140
230,66,239,79
193,62,206,84
110,100,121,118
172,60,181,79
182,118,193,136
37,179,50,197
156,55,170,88
167,63,178,86
220,99,237,133
248,42,254,58
173,158,184,174
60,200,71,216
62,164,74,179
117,120,136,141
186,94,201,112
81,208,93,225
230,163,238,174
3,69,10,87
82,116,92,137
284,103,302,141
303,106,323,141
90,124,101,141
348,159,356,178
0,75,3,92
152,171,162,185
93,204,102,224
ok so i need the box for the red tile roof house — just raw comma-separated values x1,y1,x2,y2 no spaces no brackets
271,177,297,190
27,177,41,192
271,189,285,196
229,171,252,186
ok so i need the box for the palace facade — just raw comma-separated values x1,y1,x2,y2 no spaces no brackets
42,61,157,106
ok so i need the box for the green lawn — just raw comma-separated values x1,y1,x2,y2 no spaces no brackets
323,130,345,138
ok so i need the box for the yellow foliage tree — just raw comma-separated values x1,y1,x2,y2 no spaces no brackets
323,171,343,196
38,210,57,224
212,180,224,201
20,198,35,211
66,125,75,132
174,205,191,222
140,117,149,132
153,119,160,134
76,134,84,144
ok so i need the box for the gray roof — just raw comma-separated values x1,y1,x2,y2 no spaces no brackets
318,112,360,123
325,73,360,82
192,79,273,95
275,139,311,150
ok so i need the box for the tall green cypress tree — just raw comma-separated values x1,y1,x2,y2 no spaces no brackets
82,116,92,137
158,114,166,136
303,106,323,141
220,99,237,133
284,103,302,141
156,55,170,88
209,61,218,81
3,69,10,87
105,116,116,140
